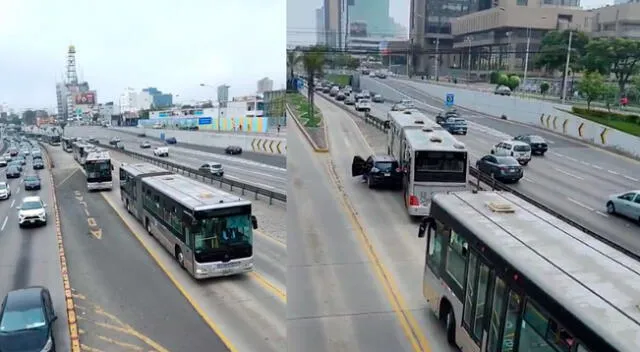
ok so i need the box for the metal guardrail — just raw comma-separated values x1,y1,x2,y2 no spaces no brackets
317,90,640,261
95,142,287,205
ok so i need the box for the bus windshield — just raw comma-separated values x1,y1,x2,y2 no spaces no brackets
414,151,467,183
192,213,253,262
86,160,111,180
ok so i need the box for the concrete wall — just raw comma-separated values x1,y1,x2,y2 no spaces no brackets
404,80,640,158
112,127,287,155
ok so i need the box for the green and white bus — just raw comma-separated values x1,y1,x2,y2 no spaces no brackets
119,162,257,279
417,190,640,352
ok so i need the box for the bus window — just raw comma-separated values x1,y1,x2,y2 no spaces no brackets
576,345,591,352
445,230,468,291
487,277,507,352
472,262,490,340
518,301,555,352
501,290,523,352
426,220,446,276
462,251,478,330
547,320,574,352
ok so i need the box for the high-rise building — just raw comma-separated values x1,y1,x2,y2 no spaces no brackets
347,0,392,38
217,84,230,105
257,77,274,94
323,0,343,48
142,87,173,108
316,7,326,45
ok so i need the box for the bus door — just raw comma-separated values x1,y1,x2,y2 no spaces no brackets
460,249,493,351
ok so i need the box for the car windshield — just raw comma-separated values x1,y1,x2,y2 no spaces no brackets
0,306,46,332
529,136,545,143
7,167,19,172
21,201,42,210
496,157,520,166
0,183,6,190
374,161,397,172
24,176,38,182
211,164,221,169
514,145,531,152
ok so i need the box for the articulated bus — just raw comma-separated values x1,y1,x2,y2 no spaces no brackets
417,190,640,352
72,142,94,165
62,137,73,152
385,109,468,217
119,162,258,279
85,150,113,190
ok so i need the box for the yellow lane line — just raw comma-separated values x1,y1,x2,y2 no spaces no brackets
324,159,431,352
249,272,286,302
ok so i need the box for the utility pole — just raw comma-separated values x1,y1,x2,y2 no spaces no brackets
523,27,531,93
434,38,440,81
561,30,573,105
466,36,473,83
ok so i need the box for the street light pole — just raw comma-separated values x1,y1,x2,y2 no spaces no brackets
561,30,573,105
523,26,531,93
466,36,473,83
434,37,440,81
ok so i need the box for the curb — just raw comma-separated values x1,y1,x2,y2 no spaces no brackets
287,104,329,153
41,144,81,352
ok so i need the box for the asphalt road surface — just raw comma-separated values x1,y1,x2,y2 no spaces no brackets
289,109,457,352
64,126,286,193
45,145,287,352
323,77,640,254
47,145,232,351
0,144,71,351
65,125,286,168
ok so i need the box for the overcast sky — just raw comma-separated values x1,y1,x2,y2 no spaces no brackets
287,0,612,47
0,0,285,111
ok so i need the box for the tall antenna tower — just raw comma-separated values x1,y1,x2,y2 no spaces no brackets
66,45,78,85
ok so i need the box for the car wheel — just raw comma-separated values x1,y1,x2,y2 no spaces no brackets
367,176,373,189
606,202,616,214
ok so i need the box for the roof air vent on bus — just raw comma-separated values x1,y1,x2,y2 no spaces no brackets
453,142,465,149
162,177,174,180
429,136,443,142
486,201,515,213
403,110,412,114
423,127,434,132
414,120,424,124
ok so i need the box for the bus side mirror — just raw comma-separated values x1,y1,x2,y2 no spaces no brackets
251,215,258,229
111,165,114,171
418,217,429,238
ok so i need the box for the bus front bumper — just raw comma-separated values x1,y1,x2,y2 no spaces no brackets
194,257,254,279
87,181,113,190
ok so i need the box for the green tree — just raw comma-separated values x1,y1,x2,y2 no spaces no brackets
301,45,326,120
577,72,605,110
601,84,619,112
10,114,21,125
497,73,509,87
535,30,589,72
22,109,37,125
286,49,302,91
583,38,640,93
506,75,521,91
540,82,550,96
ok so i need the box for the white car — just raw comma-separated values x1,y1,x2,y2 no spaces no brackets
355,98,371,112
491,140,532,165
199,162,224,176
0,157,6,167
0,182,10,200
17,196,47,227
153,146,169,157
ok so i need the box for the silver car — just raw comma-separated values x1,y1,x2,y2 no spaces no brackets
606,190,640,222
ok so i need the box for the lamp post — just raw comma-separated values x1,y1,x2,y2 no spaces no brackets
505,31,512,71
561,30,573,105
200,83,224,131
466,36,473,83
523,17,546,94
434,37,440,81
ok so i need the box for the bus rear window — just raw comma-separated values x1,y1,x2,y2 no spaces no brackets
414,151,467,183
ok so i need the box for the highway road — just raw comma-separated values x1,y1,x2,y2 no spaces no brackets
64,126,287,194
65,125,286,168
289,101,457,352
324,77,640,253
44,144,286,352
0,143,71,351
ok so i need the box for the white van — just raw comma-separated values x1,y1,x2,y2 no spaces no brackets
491,140,532,165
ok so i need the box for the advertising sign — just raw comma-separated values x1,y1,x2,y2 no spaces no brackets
75,92,96,105
350,22,367,37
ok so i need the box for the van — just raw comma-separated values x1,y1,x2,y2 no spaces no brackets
491,140,532,165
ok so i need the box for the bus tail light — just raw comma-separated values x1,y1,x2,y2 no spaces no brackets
395,167,402,173
409,195,420,206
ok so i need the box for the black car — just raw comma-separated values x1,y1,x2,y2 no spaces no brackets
5,166,20,178
165,137,177,144
33,159,45,170
351,154,403,188
0,287,58,352
514,134,548,155
24,175,41,190
225,145,242,155
475,155,523,183
88,137,99,143
436,109,459,124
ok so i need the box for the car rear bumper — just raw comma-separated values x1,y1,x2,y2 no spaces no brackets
24,185,41,190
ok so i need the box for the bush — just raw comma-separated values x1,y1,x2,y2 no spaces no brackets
489,71,502,84
572,106,640,124
540,82,550,95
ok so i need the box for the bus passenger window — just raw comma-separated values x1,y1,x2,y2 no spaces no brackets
547,320,574,352
445,230,467,290
518,302,554,352
501,290,523,352
487,277,507,352
576,344,591,352
426,223,445,275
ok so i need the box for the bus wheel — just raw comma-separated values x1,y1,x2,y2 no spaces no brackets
445,310,456,346
145,218,152,235
126,200,130,213
175,247,185,269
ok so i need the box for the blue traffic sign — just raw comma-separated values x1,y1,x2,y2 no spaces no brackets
445,93,455,107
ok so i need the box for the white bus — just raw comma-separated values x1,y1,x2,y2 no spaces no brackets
417,190,640,352
72,142,95,165
385,109,468,217
85,150,113,190
119,162,258,279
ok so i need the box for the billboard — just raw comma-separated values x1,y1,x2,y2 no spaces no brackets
350,22,368,37
75,92,96,105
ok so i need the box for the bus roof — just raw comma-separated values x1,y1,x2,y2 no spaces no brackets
403,128,466,152
143,173,250,211
86,150,110,162
387,109,439,131
120,162,172,178
433,191,640,350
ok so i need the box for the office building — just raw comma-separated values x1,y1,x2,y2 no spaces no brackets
142,87,173,108
316,8,326,45
323,0,343,48
590,2,640,39
348,0,393,37
257,77,274,94
217,84,230,105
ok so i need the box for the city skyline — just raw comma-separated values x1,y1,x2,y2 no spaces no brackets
0,0,285,111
